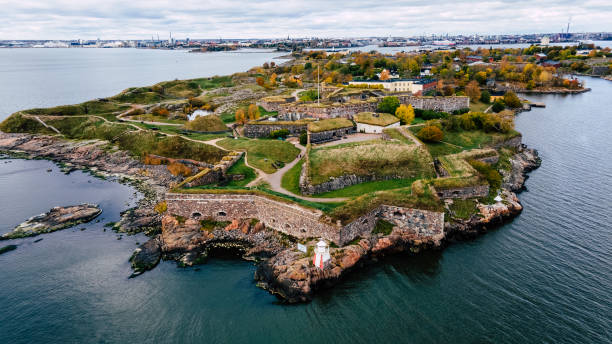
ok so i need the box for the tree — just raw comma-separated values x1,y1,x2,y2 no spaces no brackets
417,125,444,142
377,96,400,114
256,76,264,86
247,104,260,120
152,107,170,117
480,90,491,104
379,69,391,80
503,91,521,108
465,81,481,102
395,104,415,125
235,108,246,124
492,99,505,112
269,73,277,87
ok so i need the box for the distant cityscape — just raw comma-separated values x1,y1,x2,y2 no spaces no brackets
1,32,611,50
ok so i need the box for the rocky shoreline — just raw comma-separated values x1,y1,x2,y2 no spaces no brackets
0,131,540,303
2,204,102,240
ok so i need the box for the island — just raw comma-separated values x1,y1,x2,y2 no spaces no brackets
5,44,600,302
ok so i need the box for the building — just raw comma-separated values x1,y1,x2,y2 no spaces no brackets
355,112,400,133
347,78,437,95
466,55,483,62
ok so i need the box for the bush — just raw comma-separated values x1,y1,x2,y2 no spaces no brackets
480,91,491,104
154,201,168,214
417,125,444,142
452,108,470,115
492,100,505,113
184,115,227,132
299,131,307,145
151,107,170,117
503,91,522,108
468,160,502,191
415,108,449,120
377,96,400,114
270,129,290,139
167,161,192,177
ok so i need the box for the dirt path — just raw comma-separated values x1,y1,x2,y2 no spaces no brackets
398,126,422,146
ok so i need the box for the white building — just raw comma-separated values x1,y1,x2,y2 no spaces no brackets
348,78,436,95
354,112,400,133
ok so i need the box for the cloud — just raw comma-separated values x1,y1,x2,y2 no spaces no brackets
0,0,609,39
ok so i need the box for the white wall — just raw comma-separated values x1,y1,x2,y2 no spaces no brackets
356,121,399,133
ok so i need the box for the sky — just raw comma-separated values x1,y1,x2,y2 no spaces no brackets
1,0,611,40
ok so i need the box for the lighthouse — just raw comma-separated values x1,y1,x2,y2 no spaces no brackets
313,240,331,269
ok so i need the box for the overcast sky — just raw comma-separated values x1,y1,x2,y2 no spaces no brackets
1,0,610,40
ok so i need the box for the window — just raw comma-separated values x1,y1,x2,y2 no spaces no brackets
218,211,227,216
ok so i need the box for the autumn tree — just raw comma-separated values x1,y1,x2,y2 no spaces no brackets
269,73,277,87
235,108,246,124
417,125,444,142
256,76,264,86
395,104,415,125
379,69,391,80
247,104,260,120
503,91,521,108
465,80,482,102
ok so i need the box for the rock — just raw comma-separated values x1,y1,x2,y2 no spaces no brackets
0,245,17,255
502,147,541,191
2,204,101,240
130,238,161,276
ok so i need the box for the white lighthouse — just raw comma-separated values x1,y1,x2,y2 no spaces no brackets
313,240,331,269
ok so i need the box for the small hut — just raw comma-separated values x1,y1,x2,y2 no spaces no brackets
313,240,331,269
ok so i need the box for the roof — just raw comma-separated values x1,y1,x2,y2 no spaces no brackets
308,118,354,133
354,112,400,126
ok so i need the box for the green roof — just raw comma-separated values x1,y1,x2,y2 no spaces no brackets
354,112,400,126
308,118,354,133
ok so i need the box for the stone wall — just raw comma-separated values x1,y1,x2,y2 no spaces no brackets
396,95,470,112
164,193,446,246
310,127,355,143
278,96,469,120
243,123,308,138
434,185,489,199
300,174,401,195
257,96,295,112
165,193,341,243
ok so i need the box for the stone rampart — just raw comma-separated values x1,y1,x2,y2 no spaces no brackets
165,193,447,246
434,185,489,199
310,127,355,143
244,123,308,138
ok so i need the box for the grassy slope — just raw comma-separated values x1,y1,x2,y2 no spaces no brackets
383,128,414,145
184,115,228,132
217,138,300,173
281,159,303,195
224,156,257,187
314,178,418,198
410,126,520,157
309,140,434,185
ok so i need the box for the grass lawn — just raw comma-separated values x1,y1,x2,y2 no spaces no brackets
469,100,491,113
448,199,478,219
224,156,256,187
409,126,520,157
383,128,414,145
281,159,303,195
190,76,234,90
135,123,229,141
309,140,434,185
314,178,417,198
132,114,186,125
217,138,300,173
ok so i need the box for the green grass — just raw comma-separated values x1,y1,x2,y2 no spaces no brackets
0,114,55,134
190,76,234,90
354,112,399,126
281,159,304,195
184,115,228,132
314,178,417,198
217,138,300,173
309,141,434,185
224,156,256,187
469,100,491,113
308,118,354,133
383,128,414,145
409,127,520,157
448,199,478,219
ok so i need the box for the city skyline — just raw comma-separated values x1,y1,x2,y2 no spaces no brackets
1,0,611,40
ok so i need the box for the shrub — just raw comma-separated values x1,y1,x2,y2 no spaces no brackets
188,97,206,108
480,90,491,104
270,129,290,139
415,108,449,120
492,100,505,113
154,201,168,214
167,161,192,177
468,160,502,191
299,131,307,145
503,91,522,108
417,125,444,142
184,115,227,132
151,107,170,117
377,96,400,114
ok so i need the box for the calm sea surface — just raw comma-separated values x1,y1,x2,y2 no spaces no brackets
0,49,610,343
